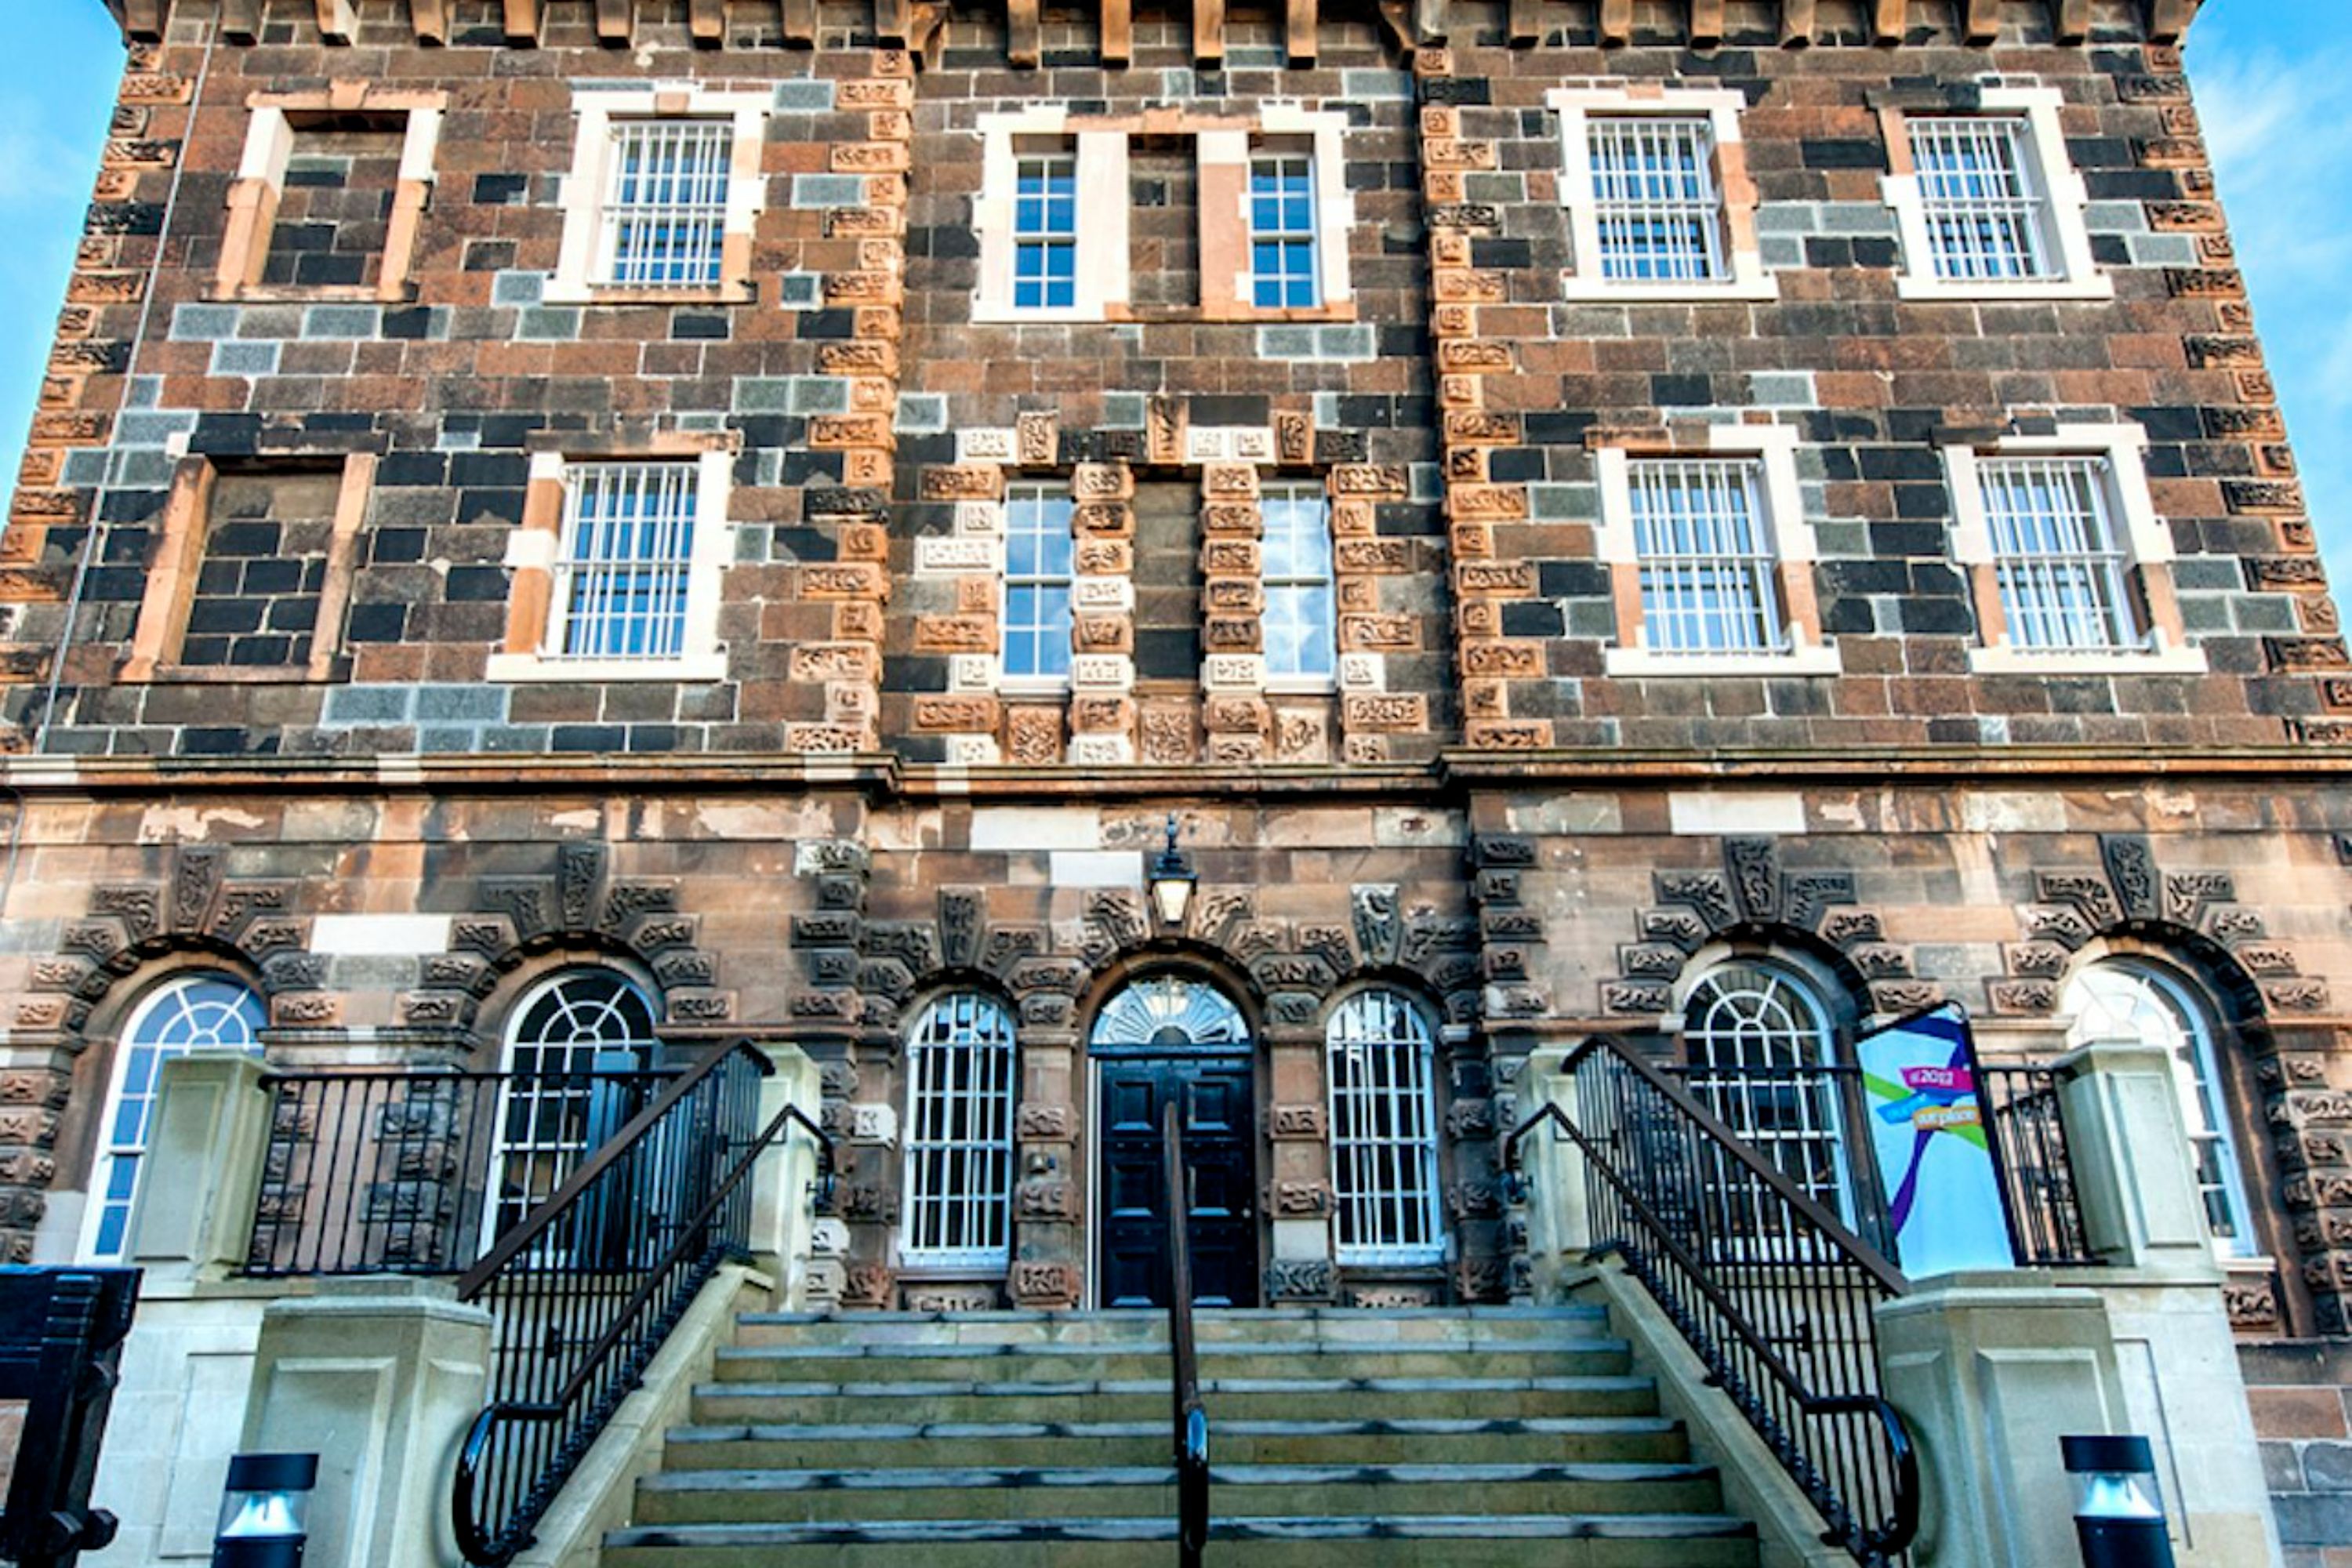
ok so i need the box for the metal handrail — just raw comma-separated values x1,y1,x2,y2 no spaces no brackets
448,1042,836,1566
1505,1037,1920,1566
1976,1059,2096,1267
1162,1100,1210,1568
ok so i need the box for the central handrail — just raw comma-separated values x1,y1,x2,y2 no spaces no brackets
1504,1036,1919,1566
1162,1099,1210,1568
449,1042,836,1566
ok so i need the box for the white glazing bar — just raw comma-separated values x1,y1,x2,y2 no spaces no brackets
1630,459,1781,655
1327,991,1443,1266
1979,456,2134,650
1250,153,1319,308
1911,116,2050,282
1591,116,1724,282
603,119,732,289
902,993,1016,1269
553,462,699,660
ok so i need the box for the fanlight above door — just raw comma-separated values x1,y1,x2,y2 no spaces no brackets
1091,975,1249,1054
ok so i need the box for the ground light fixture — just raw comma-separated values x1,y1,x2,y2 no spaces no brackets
1148,813,1197,931
2063,1434,2175,1568
212,1452,318,1568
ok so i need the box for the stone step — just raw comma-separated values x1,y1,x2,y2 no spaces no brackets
708,1338,1632,1385
661,1414,1693,1472
632,1460,1729,1526
689,1374,1665,1427
731,1305,1610,1351
603,1512,1759,1567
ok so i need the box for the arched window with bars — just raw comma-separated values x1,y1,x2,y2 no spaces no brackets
488,969,662,1240
901,991,1018,1272
2063,957,2253,1258
82,971,266,1262
1326,989,1444,1268
1679,959,1857,1226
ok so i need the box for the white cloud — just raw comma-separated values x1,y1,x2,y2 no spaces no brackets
2190,26,2352,589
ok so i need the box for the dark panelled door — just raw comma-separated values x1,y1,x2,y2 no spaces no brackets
1098,1055,1258,1308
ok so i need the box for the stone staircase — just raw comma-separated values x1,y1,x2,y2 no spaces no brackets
602,1303,1760,1566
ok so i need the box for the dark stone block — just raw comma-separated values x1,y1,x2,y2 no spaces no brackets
377,452,447,487
471,173,530,205
1799,138,1886,170
344,603,407,642
381,307,435,340
442,565,509,601
672,313,730,340
1651,375,1712,407
550,724,628,755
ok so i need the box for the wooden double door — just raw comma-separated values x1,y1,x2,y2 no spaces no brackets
1096,1053,1258,1308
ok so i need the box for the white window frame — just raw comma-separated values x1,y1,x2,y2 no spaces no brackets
1326,989,1446,1269
1550,87,1776,303
1000,481,1076,693
900,992,1019,1275
1882,85,2110,302
1216,111,1353,316
1261,482,1336,692
1247,148,1320,309
484,970,663,1249
486,448,734,684
975,110,1129,322
1943,423,2205,674
2063,959,2256,1261
1595,425,1838,677
595,118,737,290
78,973,267,1264
1679,958,1859,1237
1011,146,1080,311
548,85,772,305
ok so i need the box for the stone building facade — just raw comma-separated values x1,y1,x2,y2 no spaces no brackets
9,0,2352,1356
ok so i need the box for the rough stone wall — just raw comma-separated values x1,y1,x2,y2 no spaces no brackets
2244,1340,2352,1568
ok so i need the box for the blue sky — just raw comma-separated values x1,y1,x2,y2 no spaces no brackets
0,2,2342,583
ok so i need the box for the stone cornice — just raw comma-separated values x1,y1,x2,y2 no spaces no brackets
104,0,2203,56
1,742,2340,803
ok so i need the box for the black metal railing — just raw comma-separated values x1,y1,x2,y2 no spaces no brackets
245,1066,677,1277
1661,1062,1896,1258
1163,1100,1210,1568
1979,1060,2096,1267
449,1042,835,1566
1507,1038,1919,1567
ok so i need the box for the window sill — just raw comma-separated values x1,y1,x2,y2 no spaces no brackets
542,281,756,307
1893,273,2114,303
123,662,347,686
895,1258,1011,1279
1265,677,1338,697
1605,645,1842,678
485,652,728,684
210,283,417,306
1966,643,2208,676
1561,273,1780,303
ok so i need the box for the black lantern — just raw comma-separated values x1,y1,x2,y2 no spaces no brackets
2063,1434,2175,1568
212,1452,317,1568
1146,814,1197,931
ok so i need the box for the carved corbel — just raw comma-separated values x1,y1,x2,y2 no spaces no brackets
119,0,169,39
1599,0,1632,45
781,0,817,45
1962,0,1999,42
1875,0,1908,43
690,0,726,42
503,0,544,45
1507,0,1541,45
2053,0,2091,40
315,0,358,41
1101,0,1132,64
1689,0,1724,45
1195,0,1225,66
220,0,262,41
875,0,911,45
1780,0,1815,46
406,0,449,43
595,0,635,43
1287,0,1319,64
1008,0,1041,67
2149,0,2200,42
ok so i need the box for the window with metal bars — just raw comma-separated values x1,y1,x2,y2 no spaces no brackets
1014,148,1078,310
488,971,661,1243
550,463,700,661
1976,456,2140,652
1250,151,1318,308
600,119,733,289
1628,459,1784,655
902,993,1018,1271
1588,116,1726,283
1261,484,1335,683
82,974,265,1262
1681,961,1856,1234
1002,483,1075,682
1327,990,1444,1267
1908,116,2054,283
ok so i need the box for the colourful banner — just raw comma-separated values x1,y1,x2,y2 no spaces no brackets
1853,1003,2017,1277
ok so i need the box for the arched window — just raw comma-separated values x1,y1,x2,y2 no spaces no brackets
82,972,265,1261
1680,959,1853,1222
902,992,1018,1271
490,969,661,1239
2063,959,2252,1258
1327,989,1443,1267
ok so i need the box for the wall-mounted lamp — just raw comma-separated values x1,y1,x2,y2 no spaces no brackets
2062,1434,2175,1568
1146,814,1196,931
212,1452,317,1568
